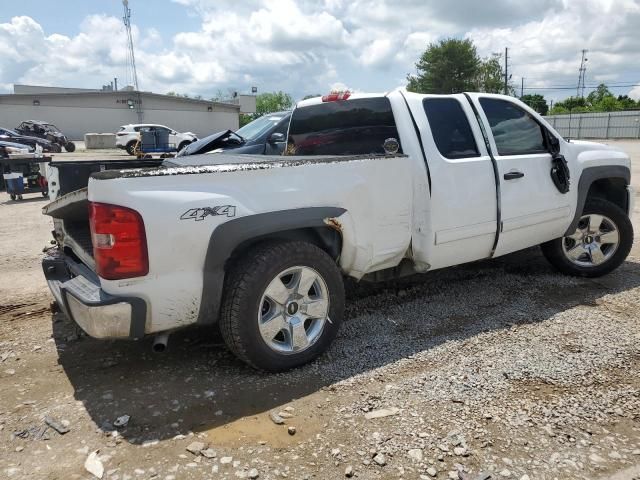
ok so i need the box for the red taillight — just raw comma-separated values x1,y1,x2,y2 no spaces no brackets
322,91,351,102
89,202,148,280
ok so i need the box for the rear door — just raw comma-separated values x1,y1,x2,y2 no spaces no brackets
403,93,498,268
469,95,571,257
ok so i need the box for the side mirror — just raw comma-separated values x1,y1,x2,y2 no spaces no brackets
268,132,285,144
547,132,560,153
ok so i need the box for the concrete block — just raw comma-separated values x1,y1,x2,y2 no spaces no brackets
84,133,116,149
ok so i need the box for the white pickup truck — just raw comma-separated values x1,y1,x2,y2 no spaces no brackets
42,90,634,371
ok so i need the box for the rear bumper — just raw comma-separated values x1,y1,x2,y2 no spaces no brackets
42,251,146,339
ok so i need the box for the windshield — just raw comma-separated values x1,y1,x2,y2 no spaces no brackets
235,114,287,141
44,123,61,133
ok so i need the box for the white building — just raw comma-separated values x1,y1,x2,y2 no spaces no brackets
0,85,256,140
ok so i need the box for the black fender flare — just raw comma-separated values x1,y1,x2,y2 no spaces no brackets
197,207,346,324
564,165,630,236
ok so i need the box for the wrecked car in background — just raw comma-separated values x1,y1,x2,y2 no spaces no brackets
176,111,290,157
15,120,76,152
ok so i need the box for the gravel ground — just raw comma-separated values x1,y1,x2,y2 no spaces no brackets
1,140,640,480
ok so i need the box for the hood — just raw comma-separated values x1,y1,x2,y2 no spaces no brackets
176,130,242,157
569,139,615,151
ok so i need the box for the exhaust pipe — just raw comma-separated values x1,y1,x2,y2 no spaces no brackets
152,333,169,353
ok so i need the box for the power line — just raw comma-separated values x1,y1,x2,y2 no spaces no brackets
523,83,640,90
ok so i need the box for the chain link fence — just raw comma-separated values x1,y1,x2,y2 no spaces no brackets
543,111,640,139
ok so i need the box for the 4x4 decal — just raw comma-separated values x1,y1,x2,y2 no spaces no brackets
180,206,236,221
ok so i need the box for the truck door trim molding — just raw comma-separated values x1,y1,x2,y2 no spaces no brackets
399,90,432,194
564,165,631,236
463,93,502,258
197,207,347,325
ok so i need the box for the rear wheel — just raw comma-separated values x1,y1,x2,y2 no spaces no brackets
541,198,633,277
64,141,76,152
126,141,137,156
220,241,344,371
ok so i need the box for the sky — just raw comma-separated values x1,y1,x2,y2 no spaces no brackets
1,0,640,103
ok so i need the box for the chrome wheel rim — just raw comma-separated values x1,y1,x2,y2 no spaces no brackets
561,213,620,267
258,266,329,354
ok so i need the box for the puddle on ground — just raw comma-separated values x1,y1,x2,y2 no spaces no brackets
205,409,324,448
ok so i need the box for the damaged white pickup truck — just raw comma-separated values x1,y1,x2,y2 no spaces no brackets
43,90,634,371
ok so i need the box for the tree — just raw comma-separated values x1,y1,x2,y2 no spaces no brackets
407,38,480,94
521,94,549,115
549,96,589,114
617,95,639,110
254,91,293,116
586,83,614,106
239,91,294,127
475,53,505,94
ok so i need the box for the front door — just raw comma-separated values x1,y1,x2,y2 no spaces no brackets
404,92,498,268
469,95,571,257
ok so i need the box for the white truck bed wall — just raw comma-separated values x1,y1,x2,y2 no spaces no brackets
88,154,413,333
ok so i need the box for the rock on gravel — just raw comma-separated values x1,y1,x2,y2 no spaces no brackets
373,453,386,466
186,441,206,455
248,468,259,479
84,451,104,479
364,407,400,420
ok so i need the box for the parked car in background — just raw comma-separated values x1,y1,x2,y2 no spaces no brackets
15,120,75,152
0,127,59,153
177,111,291,157
0,140,34,158
116,124,198,155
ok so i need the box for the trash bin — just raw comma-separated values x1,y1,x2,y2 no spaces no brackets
3,173,24,200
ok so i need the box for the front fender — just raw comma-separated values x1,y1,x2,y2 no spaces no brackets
565,165,631,235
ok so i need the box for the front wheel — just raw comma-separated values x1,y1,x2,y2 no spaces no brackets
220,241,345,371
541,198,633,277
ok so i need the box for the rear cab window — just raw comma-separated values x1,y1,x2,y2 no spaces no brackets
479,98,548,155
286,97,402,156
423,98,479,159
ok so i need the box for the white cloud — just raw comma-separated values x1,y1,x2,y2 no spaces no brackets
1,0,639,103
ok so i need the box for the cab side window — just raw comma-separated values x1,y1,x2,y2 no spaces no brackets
479,98,547,156
423,98,479,159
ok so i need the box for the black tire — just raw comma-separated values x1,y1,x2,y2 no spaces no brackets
64,141,76,152
126,141,137,156
541,198,633,278
178,140,191,152
220,241,345,371
9,193,16,201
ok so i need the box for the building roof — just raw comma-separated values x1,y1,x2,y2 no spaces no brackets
3,88,240,110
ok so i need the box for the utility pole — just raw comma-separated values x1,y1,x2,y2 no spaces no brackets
521,77,524,98
577,49,588,98
504,47,509,95
122,0,143,122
